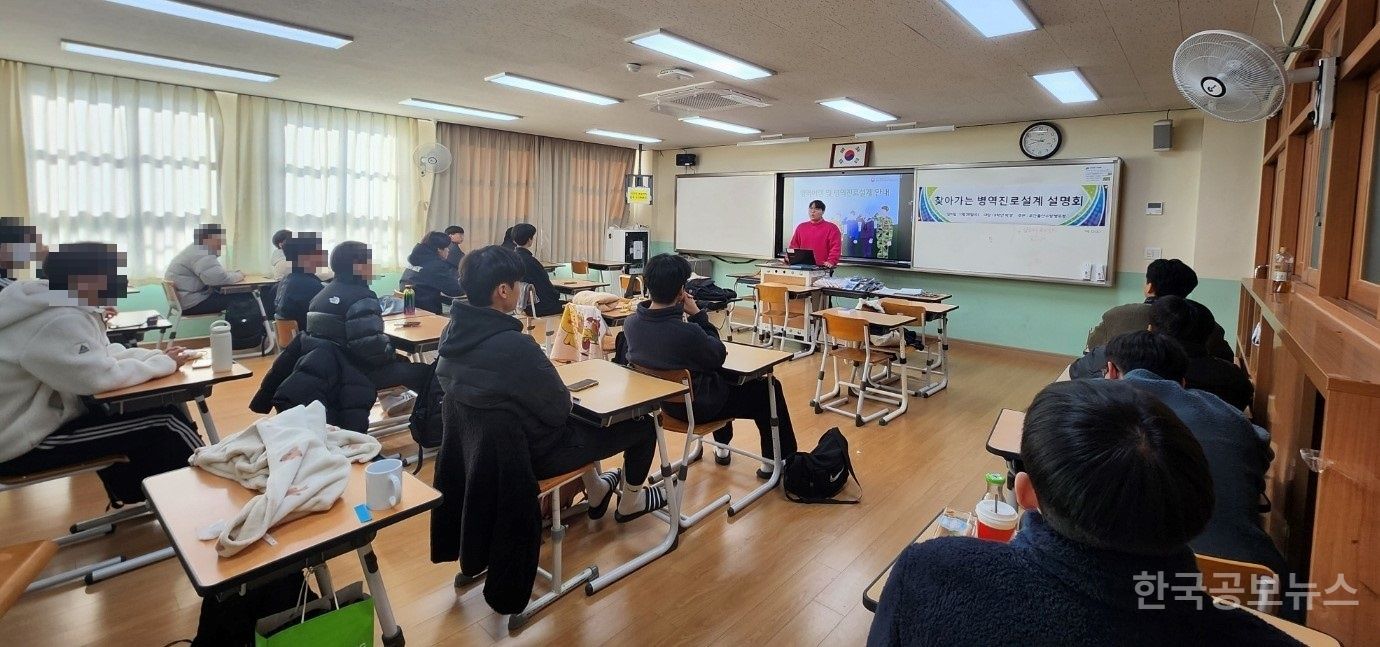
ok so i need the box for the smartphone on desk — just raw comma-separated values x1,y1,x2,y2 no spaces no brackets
567,378,599,392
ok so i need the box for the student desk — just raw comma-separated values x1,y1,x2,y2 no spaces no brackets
552,279,608,297
754,283,822,359
93,363,253,444
384,312,449,359
106,309,172,348
217,274,279,356
718,343,793,514
725,272,762,338
555,360,688,595
144,463,441,647
860,510,1343,647
541,261,562,273
986,408,1024,462
820,286,952,306
586,261,628,293
811,307,916,329
601,305,637,327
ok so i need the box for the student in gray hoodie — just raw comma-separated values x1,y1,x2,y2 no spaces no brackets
164,224,250,315
0,243,202,505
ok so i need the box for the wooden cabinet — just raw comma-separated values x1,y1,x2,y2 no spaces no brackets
1239,279,1380,643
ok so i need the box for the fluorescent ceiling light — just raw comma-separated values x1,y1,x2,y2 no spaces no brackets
941,0,1039,38
586,129,662,144
627,29,773,80
818,97,897,123
679,116,761,135
856,125,956,137
400,99,520,121
736,135,811,147
485,73,620,105
60,40,277,82
1033,69,1098,103
105,0,352,48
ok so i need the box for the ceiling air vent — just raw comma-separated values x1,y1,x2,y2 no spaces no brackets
639,82,771,115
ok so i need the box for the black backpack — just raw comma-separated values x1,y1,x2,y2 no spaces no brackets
409,372,445,454
226,297,266,351
783,427,861,504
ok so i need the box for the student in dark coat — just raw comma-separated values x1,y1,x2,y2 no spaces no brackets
868,379,1300,647
249,333,375,432
1068,296,1254,411
402,231,464,315
307,241,431,394
509,223,563,317
273,233,326,332
443,225,465,271
622,253,798,476
1085,258,1233,360
435,245,666,522
1104,331,1290,607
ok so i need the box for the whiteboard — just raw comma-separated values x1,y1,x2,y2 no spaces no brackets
675,173,777,258
912,158,1120,286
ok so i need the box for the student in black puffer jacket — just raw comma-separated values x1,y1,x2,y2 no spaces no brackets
307,241,431,394
401,231,463,315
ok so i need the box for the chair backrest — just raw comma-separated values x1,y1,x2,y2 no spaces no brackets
0,540,57,618
756,283,790,322
1195,553,1278,612
879,298,929,321
571,260,590,275
274,319,299,349
629,364,693,404
822,311,868,344
619,274,643,296
161,280,183,317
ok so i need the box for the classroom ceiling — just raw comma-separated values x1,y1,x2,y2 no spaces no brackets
0,0,1308,150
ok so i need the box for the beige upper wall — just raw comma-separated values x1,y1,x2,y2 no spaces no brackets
635,110,1264,281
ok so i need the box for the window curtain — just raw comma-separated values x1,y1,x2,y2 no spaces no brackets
0,60,29,222
427,122,632,261
535,137,632,262
234,95,423,272
19,62,222,279
426,123,538,253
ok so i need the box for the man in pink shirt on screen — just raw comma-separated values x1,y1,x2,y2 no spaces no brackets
788,199,841,268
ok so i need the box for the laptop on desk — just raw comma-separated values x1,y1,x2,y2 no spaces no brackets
785,248,820,269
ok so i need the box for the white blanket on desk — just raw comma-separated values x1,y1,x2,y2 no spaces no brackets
189,402,380,557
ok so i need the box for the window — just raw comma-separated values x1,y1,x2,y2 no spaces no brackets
1348,70,1380,311
235,96,422,271
21,65,221,279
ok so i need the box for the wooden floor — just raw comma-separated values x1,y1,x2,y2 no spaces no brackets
0,334,1067,646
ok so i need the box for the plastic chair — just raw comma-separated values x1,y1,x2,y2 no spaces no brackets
274,319,299,350
0,540,57,618
1195,553,1280,613
570,260,593,281
812,311,905,426
629,365,734,529
161,280,220,348
618,274,645,298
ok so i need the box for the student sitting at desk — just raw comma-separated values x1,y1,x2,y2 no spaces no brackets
623,253,798,476
868,379,1297,646
164,224,252,316
274,233,327,331
0,218,46,290
271,228,334,282
0,243,201,507
436,245,667,522
1068,296,1254,411
1102,331,1289,600
307,241,431,394
1085,258,1231,359
443,225,465,272
510,223,563,317
400,231,464,314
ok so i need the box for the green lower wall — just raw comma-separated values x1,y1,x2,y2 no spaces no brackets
116,272,405,342
650,241,1240,357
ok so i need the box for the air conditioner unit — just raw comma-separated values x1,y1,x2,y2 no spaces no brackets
639,82,771,115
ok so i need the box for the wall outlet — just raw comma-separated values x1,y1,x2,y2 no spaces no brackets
1094,263,1107,282
1146,202,1164,215
1081,262,1093,280
1144,247,1163,260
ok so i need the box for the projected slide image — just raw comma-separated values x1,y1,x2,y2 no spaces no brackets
787,174,905,261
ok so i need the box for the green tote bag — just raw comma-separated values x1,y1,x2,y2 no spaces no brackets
255,580,374,647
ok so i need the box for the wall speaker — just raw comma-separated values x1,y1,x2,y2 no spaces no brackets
1153,119,1173,152
676,153,698,167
